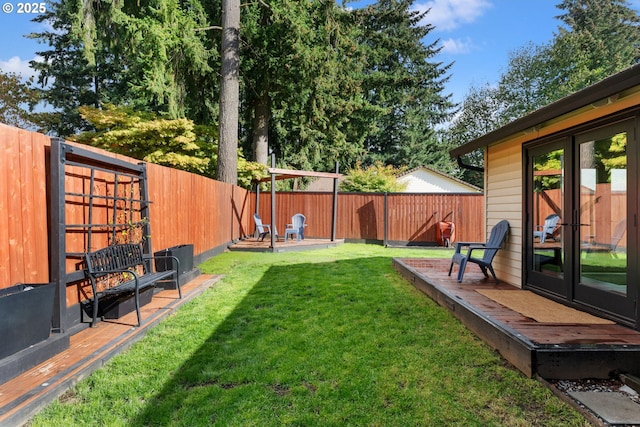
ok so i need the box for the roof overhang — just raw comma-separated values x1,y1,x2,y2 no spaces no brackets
449,63,640,159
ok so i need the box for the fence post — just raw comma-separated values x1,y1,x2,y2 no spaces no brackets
383,192,388,247
331,162,339,242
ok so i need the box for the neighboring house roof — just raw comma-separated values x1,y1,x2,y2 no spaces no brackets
450,63,640,159
305,166,481,193
396,166,482,193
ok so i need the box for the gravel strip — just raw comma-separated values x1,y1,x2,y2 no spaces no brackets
552,378,640,403
548,378,640,426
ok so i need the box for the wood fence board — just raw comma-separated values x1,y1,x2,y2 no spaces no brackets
0,126,11,285
7,126,25,283
18,129,37,282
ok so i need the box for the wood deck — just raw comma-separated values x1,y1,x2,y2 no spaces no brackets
0,274,222,427
393,258,640,380
228,237,344,252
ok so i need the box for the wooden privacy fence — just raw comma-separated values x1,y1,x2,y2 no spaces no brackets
0,125,253,300
255,191,485,245
0,123,484,305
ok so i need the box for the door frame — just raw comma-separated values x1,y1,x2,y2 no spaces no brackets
523,112,639,327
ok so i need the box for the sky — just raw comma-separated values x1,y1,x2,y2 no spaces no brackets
1,0,639,104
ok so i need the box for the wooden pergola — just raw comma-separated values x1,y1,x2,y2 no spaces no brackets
255,159,341,251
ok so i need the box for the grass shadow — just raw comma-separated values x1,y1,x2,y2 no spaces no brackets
30,246,583,426
123,254,580,426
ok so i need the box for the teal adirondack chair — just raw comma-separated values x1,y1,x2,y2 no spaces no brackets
448,220,510,283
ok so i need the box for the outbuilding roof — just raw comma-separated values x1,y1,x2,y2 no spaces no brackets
449,63,640,158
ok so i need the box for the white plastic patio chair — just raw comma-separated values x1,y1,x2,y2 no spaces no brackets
284,214,306,242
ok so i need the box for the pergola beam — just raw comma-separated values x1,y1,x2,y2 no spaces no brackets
257,167,341,182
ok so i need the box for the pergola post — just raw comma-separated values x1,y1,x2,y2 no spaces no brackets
255,183,260,239
270,153,276,251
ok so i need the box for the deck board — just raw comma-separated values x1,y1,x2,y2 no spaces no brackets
228,238,344,252
393,258,640,379
0,274,221,427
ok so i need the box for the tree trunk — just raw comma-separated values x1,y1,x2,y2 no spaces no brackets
252,90,270,165
217,0,240,185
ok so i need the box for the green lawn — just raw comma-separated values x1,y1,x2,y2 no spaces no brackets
29,244,586,426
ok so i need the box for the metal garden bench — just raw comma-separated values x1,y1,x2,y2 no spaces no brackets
84,243,182,327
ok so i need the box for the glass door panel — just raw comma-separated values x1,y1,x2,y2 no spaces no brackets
532,148,564,276
527,142,567,297
575,127,633,318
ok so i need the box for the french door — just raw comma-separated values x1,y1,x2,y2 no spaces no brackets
526,118,637,325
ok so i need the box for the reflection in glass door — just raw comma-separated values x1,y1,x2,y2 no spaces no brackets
527,119,636,324
575,127,633,319
527,143,567,297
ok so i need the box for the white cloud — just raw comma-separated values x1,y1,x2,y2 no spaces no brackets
0,56,41,79
441,37,474,54
414,0,492,31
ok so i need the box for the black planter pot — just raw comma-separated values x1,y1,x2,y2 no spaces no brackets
98,286,155,319
0,283,55,359
154,244,194,275
154,244,198,289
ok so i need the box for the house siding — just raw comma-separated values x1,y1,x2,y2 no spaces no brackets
486,140,522,287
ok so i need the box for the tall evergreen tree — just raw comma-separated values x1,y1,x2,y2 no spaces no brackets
29,0,120,135
217,0,240,184
240,0,378,172
352,0,453,169
30,0,458,182
548,0,640,98
30,0,217,137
